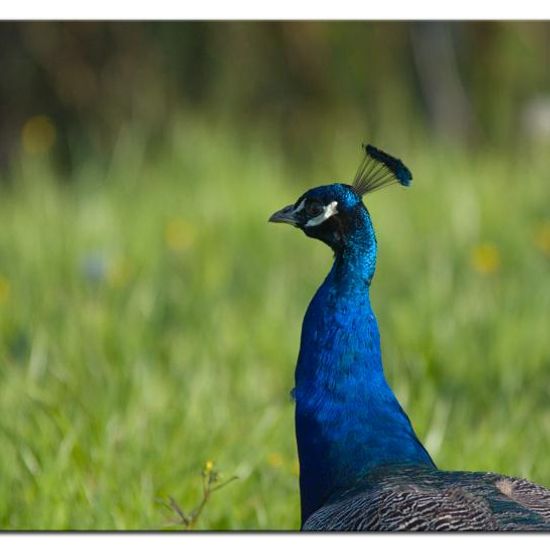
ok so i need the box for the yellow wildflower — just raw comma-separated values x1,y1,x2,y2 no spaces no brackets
164,219,196,252
267,452,284,469
534,222,550,257
203,460,214,474
0,276,10,304
470,243,501,275
22,115,56,154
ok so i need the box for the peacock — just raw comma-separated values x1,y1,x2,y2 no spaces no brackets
269,144,550,531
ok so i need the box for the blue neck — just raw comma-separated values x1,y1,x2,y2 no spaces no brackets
294,208,435,524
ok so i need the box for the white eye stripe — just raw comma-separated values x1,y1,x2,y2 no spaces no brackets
305,201,338,227
292,199,306,214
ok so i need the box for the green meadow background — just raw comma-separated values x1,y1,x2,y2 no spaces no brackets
0,22,549,530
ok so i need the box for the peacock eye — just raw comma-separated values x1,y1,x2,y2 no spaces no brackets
306,201,324,217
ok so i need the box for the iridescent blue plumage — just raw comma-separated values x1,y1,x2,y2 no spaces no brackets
364,144,412,186
352,144,412,195
292,185,434,523
269,145,550,531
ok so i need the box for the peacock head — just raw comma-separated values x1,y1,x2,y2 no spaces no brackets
269,144,413,252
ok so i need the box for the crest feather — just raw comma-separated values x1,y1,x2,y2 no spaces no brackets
352,144,412,196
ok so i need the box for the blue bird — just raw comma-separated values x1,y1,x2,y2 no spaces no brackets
269,144,550,531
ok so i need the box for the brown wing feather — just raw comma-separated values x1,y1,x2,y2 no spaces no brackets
303,466,550,531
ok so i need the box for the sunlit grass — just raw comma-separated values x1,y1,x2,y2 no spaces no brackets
0,121,549,529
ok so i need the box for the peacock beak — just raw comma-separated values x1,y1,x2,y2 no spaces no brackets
268,204,299,226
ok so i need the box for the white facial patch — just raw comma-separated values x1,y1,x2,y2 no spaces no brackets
305,201,339,227
293,199,306,214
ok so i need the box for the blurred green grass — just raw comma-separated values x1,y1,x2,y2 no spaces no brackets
0,120,549,530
